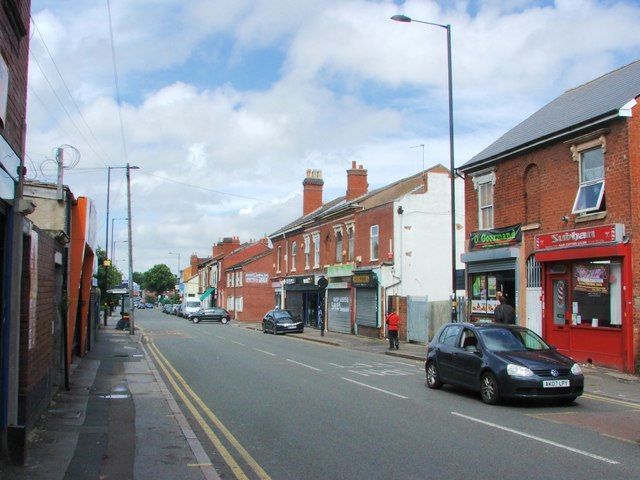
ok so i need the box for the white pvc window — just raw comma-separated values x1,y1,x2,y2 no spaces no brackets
291,241,297,272
478,181,494,229
370,225,379,261
304,235,310,269
572,147,605,214
313,233,320,268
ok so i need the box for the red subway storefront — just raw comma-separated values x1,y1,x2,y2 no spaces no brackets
534,224,633,372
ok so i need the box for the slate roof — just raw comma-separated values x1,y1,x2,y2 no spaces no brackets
268,164,449,239
460,59,640,171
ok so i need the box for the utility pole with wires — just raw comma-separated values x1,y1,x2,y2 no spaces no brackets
54,144,80,200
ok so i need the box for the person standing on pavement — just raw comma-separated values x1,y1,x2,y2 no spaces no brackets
386,309,400,350
494,292,516,324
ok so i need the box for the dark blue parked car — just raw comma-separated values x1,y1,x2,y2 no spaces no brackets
426,323,584,405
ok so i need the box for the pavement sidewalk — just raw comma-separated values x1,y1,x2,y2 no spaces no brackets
1,319,638,479
0,319,218,480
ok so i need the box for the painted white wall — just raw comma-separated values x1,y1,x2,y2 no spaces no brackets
183,273,199,299
392,171,465,302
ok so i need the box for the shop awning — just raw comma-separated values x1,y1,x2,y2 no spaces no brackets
199,287,215,301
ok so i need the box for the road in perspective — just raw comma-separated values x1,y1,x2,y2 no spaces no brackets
136,309,640,480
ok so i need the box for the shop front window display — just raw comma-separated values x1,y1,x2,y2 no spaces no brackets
570,261,621,328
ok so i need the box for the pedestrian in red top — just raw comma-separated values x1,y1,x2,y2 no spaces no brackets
386,309,400,350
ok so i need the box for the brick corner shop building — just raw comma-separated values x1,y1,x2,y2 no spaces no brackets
458,60,640,373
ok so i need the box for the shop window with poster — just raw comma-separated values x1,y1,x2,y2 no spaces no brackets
470,272,515,322
571,261,621,328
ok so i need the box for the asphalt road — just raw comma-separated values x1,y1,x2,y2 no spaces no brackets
136,309,640,480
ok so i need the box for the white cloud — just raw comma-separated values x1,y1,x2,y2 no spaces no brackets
26,0,640,273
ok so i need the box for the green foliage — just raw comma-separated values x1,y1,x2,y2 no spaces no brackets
96,246,124,309
132,271,145,288
143,264,176,295
161,292,180,304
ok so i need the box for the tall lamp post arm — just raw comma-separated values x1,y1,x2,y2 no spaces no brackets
391,14,458,321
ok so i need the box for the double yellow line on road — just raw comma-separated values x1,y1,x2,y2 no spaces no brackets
146,340,271,480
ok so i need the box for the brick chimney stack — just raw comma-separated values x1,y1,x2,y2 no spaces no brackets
303,169,324,215
346,161,368,201
212,237,241,257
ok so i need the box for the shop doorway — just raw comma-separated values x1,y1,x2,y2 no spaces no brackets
547,274,570,350
302,291,320,328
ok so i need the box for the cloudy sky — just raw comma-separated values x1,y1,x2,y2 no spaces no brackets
26,0,640,276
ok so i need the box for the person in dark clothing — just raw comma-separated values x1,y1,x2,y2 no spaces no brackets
386,310,400,350
494,293,516,324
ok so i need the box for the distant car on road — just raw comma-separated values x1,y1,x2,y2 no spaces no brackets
181,299,201,318
425,322,584,405
145,302,154,309
162,304,173,314
188,307,230,324
262,309,304,335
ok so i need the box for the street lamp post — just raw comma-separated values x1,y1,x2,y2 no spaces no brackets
126,163,136,335
111,217,128,260
168,252,181,283
104,165,139,325
391,14,458,322
113,240,128,265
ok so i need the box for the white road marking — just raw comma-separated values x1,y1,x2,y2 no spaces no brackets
451,412,619,465
253,348,276,356
287,359,322,371
231,340,245,346
341,377,408,399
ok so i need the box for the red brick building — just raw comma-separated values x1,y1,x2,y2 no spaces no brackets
197,237,272,320
1,0,35,464
224,249,274,322
459,60,640,373
270,161,463,341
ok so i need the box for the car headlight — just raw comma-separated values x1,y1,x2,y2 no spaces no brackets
571,363,583,375
507,364,534,377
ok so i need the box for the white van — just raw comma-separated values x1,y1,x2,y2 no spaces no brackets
182,298,202,318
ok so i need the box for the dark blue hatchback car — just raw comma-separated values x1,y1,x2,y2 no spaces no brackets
426,323,584,405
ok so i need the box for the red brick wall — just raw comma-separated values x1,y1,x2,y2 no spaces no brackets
233,253,274,322
0,0,30,158
465,119,633,255
464,113,639,372
19,228,57,428
628,105,640,372
355,203,394,266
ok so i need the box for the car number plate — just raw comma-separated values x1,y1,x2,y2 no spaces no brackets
287,325,296,329
543,379,570,388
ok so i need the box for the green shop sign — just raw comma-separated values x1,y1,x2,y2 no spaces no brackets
470,224,522,250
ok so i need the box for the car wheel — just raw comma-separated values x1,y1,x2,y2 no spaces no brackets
262,323,267,333
480,372,500,405
221,317,228,324
425,361,443,389
192,317,200,324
